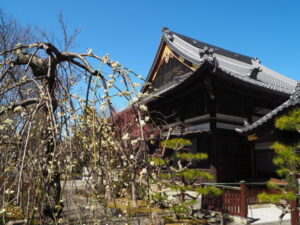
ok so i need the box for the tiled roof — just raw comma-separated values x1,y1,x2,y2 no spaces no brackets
236,82,300,134
162,28,297,94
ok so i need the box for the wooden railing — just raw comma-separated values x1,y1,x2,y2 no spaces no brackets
201,181,247,217
246,183,281,204
202,181,300,225
290,198,299,225
201,181,283,218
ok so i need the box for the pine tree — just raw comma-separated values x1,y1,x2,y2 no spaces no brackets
150,137,221,219
259,107,300,205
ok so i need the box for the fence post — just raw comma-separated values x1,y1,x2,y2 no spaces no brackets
291,198,299,225
240,181,248,217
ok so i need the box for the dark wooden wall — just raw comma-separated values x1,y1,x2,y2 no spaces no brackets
148,70,290,182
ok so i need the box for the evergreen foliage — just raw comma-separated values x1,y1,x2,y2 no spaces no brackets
150,137,221,219
258,107,300,203
275,108,300,131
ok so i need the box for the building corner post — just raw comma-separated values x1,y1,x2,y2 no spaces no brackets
291,198,299,225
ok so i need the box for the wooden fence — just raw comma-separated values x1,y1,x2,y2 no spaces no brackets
201,181,299,225
201,181,247,217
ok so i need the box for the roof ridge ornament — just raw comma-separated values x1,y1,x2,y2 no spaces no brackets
162,27,174,41
253,58,261,64
199,46,213,57
162,27,169,33
199,46,218,68
247,66,262,79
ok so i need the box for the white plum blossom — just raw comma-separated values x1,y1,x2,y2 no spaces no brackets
87,48,93,56
111,61,120,68
57,112,65,118
0,208,6,214
4,118,13,125
140,120,146,127
100,105,106,112
138,92,150,98
139,104,147,111
140,168,147,175
102,54,109,63
131,139,138,145
122,133,130,141
129,97,138,105
5,189,14,194
28,43,38,48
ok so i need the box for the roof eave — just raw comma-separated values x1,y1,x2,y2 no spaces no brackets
144,61,214,103
236,98,300,135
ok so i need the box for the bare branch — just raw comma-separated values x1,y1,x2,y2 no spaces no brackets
0,98,40,116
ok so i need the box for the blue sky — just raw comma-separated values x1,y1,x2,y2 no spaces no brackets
1,0,300,82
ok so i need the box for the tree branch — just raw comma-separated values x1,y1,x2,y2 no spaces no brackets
0,98,40,116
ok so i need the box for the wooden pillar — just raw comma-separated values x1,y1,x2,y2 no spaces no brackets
240,181,248,218
207,87,218,182
291,199,299,225
210,130,218,182
251,142,256,178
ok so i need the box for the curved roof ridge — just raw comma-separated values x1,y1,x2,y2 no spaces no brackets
162,28,297,94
